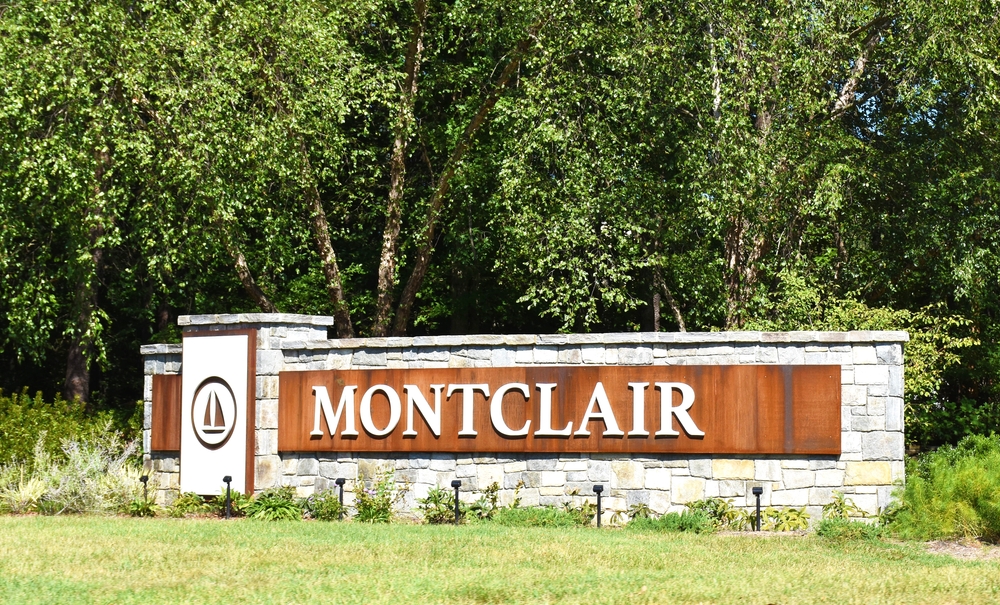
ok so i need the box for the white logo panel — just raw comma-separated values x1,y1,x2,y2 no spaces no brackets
181,334,249,495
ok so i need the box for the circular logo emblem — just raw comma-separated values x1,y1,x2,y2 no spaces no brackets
192,377,237,449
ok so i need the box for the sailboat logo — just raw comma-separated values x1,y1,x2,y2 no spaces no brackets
191,377,238,448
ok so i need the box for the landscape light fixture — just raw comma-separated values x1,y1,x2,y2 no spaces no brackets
223,475,233,519
335,478,346,521
139,475,149,502
752,486,763,531
451,480,462,525
593,484,604,528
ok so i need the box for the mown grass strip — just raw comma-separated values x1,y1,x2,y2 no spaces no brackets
0,517,997,604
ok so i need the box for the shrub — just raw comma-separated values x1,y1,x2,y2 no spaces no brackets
0,390,112,466
168,492,210,517
890,434,1000,541
822,492,867,520
491,506,588,528
418,485,460,524
247,486,302,521
355,468,406,523
628,510,715,533
128,498,159,518
210,488,253,518
301,488,347,521
687,498,753,530
817,518,885,541
761,506,811,531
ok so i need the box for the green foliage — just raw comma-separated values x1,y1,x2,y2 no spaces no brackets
0,0,999,451
822,492,867,520
760,507,811,532
627,510,715,534
354,469,406,524
301,488,346,522
816,518,885,541
890,434,1000,542
686,498,753,530
0,391,111,466
128,498,159,518
627,503,653,520
418,486,461,525
0,429,141,515
211,489,253,519
490,506,589,528
246,487,302,522
168,493,210,518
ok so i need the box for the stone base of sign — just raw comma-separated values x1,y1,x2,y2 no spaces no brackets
141,314,907,520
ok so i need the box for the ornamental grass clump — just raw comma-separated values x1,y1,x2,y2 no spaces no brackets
891,434,1000,542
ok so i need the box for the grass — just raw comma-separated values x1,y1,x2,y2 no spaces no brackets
0,517,998,604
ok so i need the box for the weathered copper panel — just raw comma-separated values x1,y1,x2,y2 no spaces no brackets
277,365,841,455
151,374,182,451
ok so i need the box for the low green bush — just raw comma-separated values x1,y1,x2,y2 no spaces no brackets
627,509,715,533
301,488,346,521
355,468,406,523
168,492,210,517
211,488,253,518
247,486,302,521
890,434,1000,541
686,498,753,530
490,506,588,528
128,498,159,518
816,518,885,541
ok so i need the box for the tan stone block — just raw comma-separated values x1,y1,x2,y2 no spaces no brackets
671,477,705,503
844,461,892,485
712,459,754,480
611,461,644,489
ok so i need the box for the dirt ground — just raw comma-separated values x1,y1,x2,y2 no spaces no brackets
923,539,1000,561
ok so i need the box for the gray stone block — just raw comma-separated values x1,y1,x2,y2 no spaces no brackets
862,432,904,461
619,346,653,365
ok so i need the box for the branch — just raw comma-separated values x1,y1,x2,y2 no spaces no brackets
371,0,428,336
392,19,546,335
831,16,892,120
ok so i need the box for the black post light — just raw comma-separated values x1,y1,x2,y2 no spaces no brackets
335,478,346,521
752,486,763,531
593,484,604,528
451,480,462,526
223,475,233,520
139,475,149,502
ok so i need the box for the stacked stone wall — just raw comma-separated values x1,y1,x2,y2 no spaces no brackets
142,314,906,520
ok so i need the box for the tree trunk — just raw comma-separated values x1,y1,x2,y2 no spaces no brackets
392,22,544,335
64,149,109,404
371,0,428,336
301,140,354,337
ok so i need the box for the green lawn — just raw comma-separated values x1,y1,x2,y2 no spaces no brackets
0,517,997,604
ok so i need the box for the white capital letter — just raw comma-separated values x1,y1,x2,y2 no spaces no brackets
360,384,402,437
654,382,704,437
490,383,531,437
310,385,359,437
628,382,650,436
534,383,572,436
574,382,624,437
402,384,443,437
447,384,490,436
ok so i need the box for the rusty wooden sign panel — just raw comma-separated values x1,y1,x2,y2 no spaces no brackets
277,365,840,455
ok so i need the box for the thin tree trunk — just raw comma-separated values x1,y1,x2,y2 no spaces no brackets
214,214,278,313
392,21,545,335
653,266,686,332
64,149,109,404
301,140,354,337
371,0,428,336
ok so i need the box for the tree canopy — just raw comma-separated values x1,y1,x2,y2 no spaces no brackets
1,0,998,446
